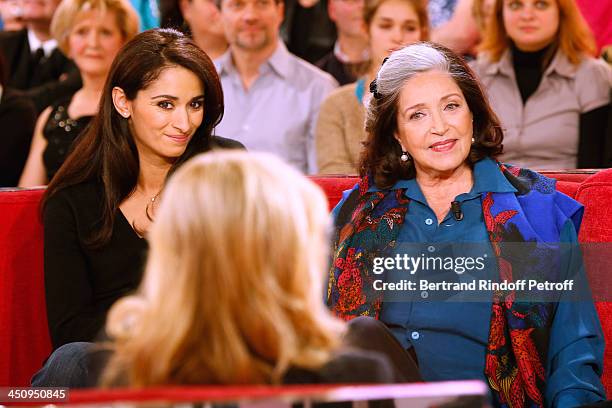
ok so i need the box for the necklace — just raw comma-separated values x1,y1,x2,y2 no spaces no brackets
131,190,162,238
145,191,161,222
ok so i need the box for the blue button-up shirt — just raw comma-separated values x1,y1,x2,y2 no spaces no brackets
214,41,337,173
332,158,605,407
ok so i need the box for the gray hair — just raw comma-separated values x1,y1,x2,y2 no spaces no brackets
360,42,503,188
366,42,472,122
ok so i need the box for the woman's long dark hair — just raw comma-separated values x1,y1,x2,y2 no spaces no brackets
42,28,224,247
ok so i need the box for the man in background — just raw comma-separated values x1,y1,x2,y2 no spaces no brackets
0,0,80,113
216,0,337,173
316,0,368,85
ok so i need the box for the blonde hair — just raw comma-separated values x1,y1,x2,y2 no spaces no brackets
102,151,344,386
479,0,596,64
51,0,140,55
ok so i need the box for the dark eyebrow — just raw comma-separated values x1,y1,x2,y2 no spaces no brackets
151,94,205,101
402,93,463,113
151,95,179,100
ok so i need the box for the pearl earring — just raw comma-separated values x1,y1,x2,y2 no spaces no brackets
400,151,410,162
471,137,475,143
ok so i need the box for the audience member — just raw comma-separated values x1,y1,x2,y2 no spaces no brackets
31,30,241,378
327,42,606,406
316,0,369,85
95,151,405,388
0,52,37,187
429,0,480,55
215,0,337,173
471,0,494,33
0,0,25,30
18,0,139,187
159,0,228,59
473,0,612,169
316,0,427,174
282,0,336,63
0,0,82,113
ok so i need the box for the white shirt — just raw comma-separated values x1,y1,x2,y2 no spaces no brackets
27,29,58,57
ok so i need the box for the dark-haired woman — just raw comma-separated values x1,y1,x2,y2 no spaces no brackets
327,42,605,406
33,28,242,386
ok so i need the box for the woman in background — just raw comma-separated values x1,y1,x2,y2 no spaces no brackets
316,0,428,174
472,0,612,169
18,0,139,186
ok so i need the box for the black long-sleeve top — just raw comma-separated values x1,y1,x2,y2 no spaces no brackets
43,136,245,350
43,182,148,350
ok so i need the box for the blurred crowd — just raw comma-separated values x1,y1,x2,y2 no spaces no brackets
1,0,611,187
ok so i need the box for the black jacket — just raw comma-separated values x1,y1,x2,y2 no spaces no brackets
0,88,37,187
0,29,82,113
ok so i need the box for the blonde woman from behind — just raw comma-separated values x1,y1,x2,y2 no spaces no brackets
101,151,410,387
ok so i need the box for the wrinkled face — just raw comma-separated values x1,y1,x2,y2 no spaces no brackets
503,0,559,51
119,66,206,164
181,0,225,40
21,0,60,23
368,0,422,67
394,70,473,177
329,0,366,38
220,0,283,52
68,9,125,78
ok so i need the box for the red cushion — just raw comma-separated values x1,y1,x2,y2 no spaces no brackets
309,176,359,210
0,172,610,394
0,189,50,386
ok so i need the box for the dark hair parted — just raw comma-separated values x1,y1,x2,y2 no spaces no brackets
360,42,504,189
42,28,224,247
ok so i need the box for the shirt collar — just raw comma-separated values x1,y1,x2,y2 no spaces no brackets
27,29,57,57
266,40,292,79
481,48,576,79
216,40,292,80
367,157,517,200
333,41,369,63
542,50,576,78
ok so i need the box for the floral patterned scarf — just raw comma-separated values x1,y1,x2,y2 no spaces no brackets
327,163,581,408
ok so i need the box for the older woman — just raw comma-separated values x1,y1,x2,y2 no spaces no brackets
327,42,605,406
18,0,139,187
316,0,429,174
472,0,612,169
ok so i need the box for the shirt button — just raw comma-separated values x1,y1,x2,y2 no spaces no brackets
411,331,420,340
425,218,433,225
427,245,435,253
421,290,428,299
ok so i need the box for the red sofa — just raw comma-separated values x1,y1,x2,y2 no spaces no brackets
1,170,611,393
